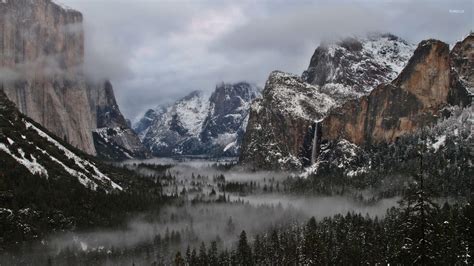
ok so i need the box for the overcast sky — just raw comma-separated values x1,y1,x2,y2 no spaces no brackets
59,0,473,121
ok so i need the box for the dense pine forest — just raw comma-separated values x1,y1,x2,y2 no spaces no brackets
3,185,471,265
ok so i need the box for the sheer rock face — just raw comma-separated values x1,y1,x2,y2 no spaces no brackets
320,37,472,146
0,0,148,159
0,0,95,154
239,71,335,170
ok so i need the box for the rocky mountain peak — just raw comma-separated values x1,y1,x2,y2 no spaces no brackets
263,71,335,120
88,80,151,160
136,82,260,157
302,33,415,102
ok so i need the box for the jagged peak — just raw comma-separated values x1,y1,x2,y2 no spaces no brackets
178,90,207,103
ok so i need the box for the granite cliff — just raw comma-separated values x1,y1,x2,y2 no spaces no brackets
320,37,472,146
0,0,148,159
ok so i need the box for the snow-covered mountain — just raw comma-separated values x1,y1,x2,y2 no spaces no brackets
241,33,473,171
302,33,415,103
241,33,416,170
134,82,260,157
240,71,336,169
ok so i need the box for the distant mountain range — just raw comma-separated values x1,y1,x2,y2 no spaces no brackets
134,82,261,157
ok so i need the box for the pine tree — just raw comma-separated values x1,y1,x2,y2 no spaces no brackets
237,230,253,265
302,217,321,264
174,251,184,266
270,229,280,262
190,248,198,265
208,241,218,265
198,242,208,265
185,246,192,265
398,150,440,265
253,234,264,265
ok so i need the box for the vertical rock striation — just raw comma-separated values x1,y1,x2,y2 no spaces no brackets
0,0,96,154
0,0,149,159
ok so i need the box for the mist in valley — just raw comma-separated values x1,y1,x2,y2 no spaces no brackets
1,158,402,265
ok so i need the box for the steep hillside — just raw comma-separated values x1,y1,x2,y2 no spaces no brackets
135,82,260,157
0,90,121,193
0,90,161,244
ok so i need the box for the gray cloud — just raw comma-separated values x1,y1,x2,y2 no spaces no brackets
59,0,473,121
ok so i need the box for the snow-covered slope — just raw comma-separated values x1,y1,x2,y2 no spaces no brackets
135,82,260,157
0,90,122,192
302,33,415,103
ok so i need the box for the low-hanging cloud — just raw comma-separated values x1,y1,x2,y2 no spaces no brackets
58,0,473,120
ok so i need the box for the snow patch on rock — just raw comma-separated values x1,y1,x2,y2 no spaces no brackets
25,120,122,191
0,143,48,177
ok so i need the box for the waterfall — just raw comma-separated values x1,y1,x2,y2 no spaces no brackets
311,121,321,165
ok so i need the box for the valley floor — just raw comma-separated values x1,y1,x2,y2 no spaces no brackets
1,157,471,265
